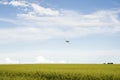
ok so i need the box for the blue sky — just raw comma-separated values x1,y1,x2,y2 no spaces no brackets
42,0,120,12
0,0,120,64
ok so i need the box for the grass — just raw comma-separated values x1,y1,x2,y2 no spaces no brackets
0,64,120,80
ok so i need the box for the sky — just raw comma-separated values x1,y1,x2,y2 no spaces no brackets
0,0,120,64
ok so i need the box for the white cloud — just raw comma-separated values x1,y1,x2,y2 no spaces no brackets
0,18,15,23
0,54,67,64
0,27,65,43
0,1,9,5
31,3,60,16
35,56,67,64
0,0,28,7
9,0,28,7
16,7,120,37
58,61,67,63
4,58,19,64
35,56,55,63
0,0,120,42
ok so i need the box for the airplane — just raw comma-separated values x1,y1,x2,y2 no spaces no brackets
65,40,70,43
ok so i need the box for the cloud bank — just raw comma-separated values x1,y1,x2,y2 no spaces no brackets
0,56,67,64
35,56,67,63
0,58,19,64
0,49,120,64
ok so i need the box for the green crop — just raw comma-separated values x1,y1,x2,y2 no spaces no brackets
0,64,120,80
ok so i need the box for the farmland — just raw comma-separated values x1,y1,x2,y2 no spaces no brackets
0,64,120,80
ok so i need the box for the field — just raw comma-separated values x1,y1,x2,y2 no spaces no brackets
0,64,120,80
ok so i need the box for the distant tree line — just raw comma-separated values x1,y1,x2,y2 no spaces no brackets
103,62,114,64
